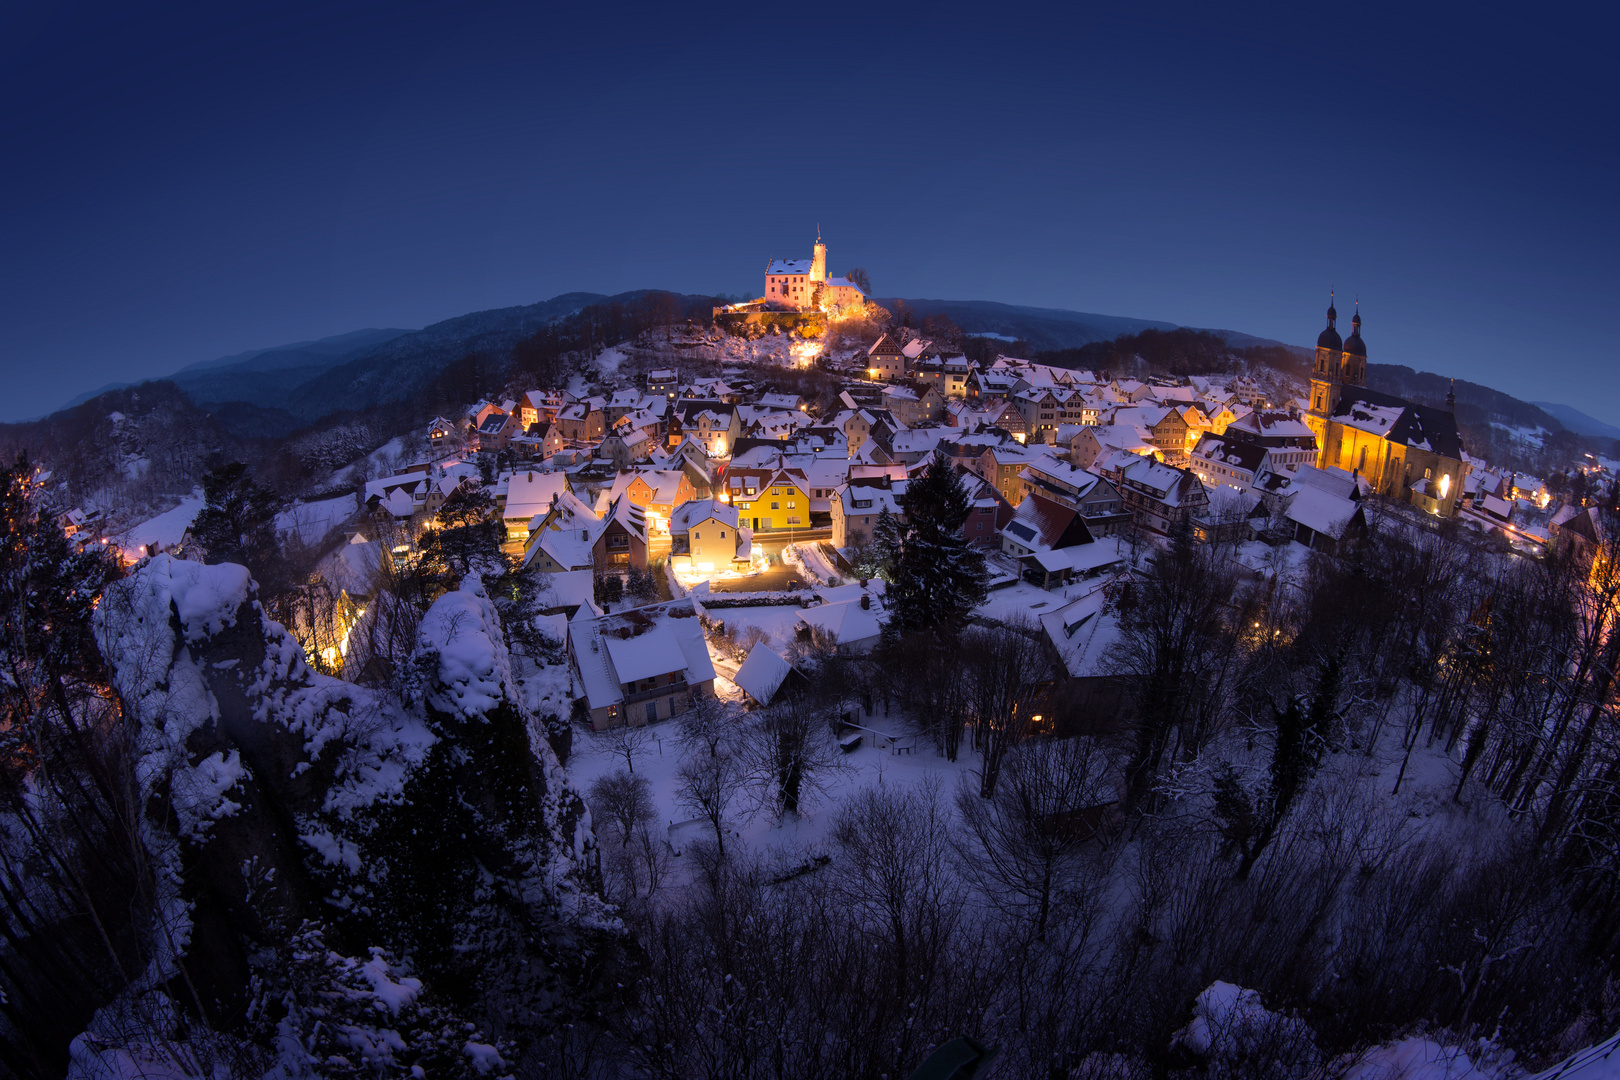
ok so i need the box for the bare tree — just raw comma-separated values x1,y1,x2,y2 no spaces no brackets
747,688,847,819
676,750,741,859
963,620,1055,798
953,737,1117,939
601,721,652,774
587,769,655,847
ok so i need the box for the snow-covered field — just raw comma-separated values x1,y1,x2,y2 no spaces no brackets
567,692,974,876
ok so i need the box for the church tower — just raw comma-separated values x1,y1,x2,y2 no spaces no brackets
1341,302,1367,386
1305,295,1345,456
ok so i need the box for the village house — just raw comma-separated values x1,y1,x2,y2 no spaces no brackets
501,470,570,545
567,599,717,730
669,400,740,456
1000,493,1123,589
1117,457,1209,534
1223,410,1318,472
647,369,680,399
613,467,696,530
722,465,810,533
796,591,884,654
1018,458,1132,535
1272,465,1368,553
732,642,809,706
881,384,945,426
594,495,649,569
865,333,906,381
1187,433,1274,493
668,498,751,571
911,354,973,398
554,399,607,443
833,474,906,548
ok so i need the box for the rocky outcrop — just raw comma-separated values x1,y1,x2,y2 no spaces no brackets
86,556,621,1069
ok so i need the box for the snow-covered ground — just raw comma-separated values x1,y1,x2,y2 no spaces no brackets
116,496,204,561
274,492,359,549
567,692,975,876
782,541,841,585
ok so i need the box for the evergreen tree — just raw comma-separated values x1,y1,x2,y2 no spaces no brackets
882,450,987,643
190,461,284,585
420,483,503,587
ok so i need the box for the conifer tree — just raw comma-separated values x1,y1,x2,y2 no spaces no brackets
882,450,987,643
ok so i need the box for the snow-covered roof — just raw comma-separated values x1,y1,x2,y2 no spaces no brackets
570,600,716,709
119,497,204,557
504,470,569,522
732,642,795,705
797,598,883,646
1031,538,1126,575
767,258,813,275
274,493,358,549
1038,589,1119,678
669,498,739,534
1285,486,1359,537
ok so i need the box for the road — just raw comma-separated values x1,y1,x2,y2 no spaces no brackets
705,564,807,592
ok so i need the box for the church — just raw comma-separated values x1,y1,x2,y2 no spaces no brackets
764,234,867,312
1303,298,1470,518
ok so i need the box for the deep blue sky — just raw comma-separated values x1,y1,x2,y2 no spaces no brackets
2,1,1616,423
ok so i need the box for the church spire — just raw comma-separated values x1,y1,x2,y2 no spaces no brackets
1446,379,1456,411
1327,290,1337,326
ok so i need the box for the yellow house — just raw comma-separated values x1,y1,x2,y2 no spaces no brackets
722,466,810,532
669,499,750,571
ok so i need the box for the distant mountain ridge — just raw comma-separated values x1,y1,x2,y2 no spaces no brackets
873,297,1178,351
32,291,1611,470
1533,401,1620,441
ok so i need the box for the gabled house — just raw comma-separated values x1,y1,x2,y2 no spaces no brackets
1000,493,1122,589
647,369,680,398
722,465,810,533
796,591,884,654
865,333,906,381
669,400,740,456
1018,459,1131,535
832,474,906,548
502,469,570,544
1275,465,1367,553
668,498,751,571
1118,458,1209,535
732,642,809,706
554,399,607,443
1188,433,1273,493
881,384,944,426
595,495,649,569
567,599,716,729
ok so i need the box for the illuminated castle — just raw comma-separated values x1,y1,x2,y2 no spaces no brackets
764,233,867,312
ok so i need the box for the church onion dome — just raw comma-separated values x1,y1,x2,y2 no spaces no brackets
1317,297,1341,350
1343,308,1365,357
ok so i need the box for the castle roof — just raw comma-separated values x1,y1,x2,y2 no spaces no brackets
767,259,813,275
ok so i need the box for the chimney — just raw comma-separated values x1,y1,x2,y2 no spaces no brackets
860,594,871,609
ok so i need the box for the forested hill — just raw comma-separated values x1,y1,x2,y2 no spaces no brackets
874,297,1177,351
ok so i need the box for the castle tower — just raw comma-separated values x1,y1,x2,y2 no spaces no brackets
810,229,827,284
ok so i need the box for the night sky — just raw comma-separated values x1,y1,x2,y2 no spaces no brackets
2,1,1616,423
